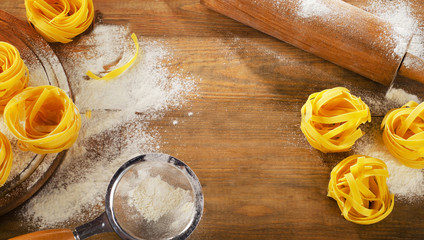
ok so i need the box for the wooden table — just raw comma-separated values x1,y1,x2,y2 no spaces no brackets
1,0,424,239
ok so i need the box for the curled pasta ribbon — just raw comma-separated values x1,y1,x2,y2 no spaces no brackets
300,87,371,153
0,42,29,112
25,0,94,43
328,155,394,225
4,85,81,154
0,131,13,187
381,101,424,169
86,33,140,81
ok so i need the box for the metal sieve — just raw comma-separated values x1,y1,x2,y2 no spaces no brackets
11,153,204,240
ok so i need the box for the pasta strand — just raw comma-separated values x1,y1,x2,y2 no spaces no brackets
4,85,81,154
86,33,140,81
0,131,13,187
381,101,424,168
25,0,94,43
328,155,394,225
0,42,29,111
300,87,371,153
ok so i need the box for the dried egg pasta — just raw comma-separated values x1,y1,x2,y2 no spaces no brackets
0,131,13,187
328,155,394,225
300,87,371,153
4,85,81,154
86,33,140,81
0,42,29,111
381,101,424,169
25,0,94,43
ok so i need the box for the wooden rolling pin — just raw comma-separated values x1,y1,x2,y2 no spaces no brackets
201,0,424,86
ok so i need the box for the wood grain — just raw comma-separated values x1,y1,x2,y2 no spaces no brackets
1,0,424,240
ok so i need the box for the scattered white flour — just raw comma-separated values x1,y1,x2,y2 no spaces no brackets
268,0,423,62
361,87,421,117
364,0,424,59
269,0,412,58
188,112,193,117
128,174,193,223
57,24,196,117
172,120,179,125
360,87,421,117
385,87,420,105
401,52,421,69
19,24,198,229
297,0,332,18
353,87,424,201
354,125,424,201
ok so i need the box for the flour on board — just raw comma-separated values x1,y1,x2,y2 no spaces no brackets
19,24,198,229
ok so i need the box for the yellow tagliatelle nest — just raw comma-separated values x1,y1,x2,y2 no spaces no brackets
25,0,94,43
381,101,424,169
0,131,13,187
328,155,394,225
300,87,371,153
86,33,140,81
0,42,29,111
4,85,81,154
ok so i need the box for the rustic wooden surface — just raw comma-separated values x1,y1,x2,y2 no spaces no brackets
1,0,424,239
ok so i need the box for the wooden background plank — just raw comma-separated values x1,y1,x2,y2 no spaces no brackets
1,0,424,239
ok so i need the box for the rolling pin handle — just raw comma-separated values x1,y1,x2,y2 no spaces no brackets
8,229,76,240
398,52,424,85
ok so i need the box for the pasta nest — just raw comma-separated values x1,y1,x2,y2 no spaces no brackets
328,155,394,225
0,131,13,187
381,101,424,169
4,85,81,154
300,87,371,153
0,42,29,111
25,0,94,43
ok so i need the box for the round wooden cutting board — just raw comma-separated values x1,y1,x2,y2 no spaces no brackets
0,10,70,216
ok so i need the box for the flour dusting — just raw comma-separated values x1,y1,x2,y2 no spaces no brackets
19,24,198,229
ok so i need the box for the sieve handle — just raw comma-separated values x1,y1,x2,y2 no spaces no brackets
8,229,75,240
73,212,114,240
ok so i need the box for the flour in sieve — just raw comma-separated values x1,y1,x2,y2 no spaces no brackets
128,173,193,223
